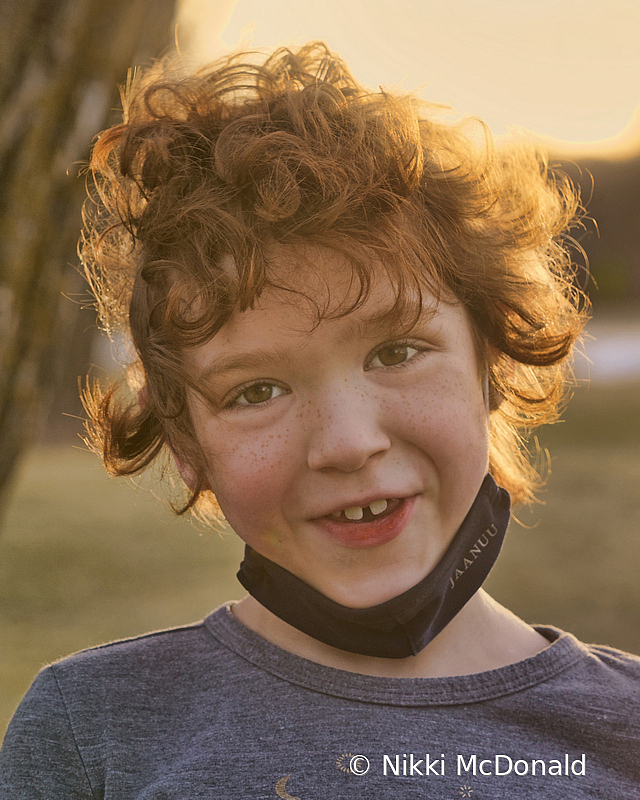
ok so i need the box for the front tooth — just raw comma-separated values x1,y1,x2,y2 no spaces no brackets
369,499,388,516
344,506,364,521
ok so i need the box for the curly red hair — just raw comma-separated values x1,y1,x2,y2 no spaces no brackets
81,41,589,518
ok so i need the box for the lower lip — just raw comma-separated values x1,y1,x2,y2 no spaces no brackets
312,496,417,548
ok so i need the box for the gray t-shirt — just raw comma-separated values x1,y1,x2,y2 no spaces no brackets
1,604,639,799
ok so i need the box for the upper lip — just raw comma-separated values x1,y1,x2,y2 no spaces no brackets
312,492,417,519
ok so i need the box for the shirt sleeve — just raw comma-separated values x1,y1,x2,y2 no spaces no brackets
0,666,96,800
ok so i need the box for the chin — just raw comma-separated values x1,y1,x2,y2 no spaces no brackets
316,566,423,609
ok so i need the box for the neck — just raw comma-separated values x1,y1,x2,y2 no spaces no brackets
231,589,548,678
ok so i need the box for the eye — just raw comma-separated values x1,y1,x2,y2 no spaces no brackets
231,382,287,407
368,342,420,368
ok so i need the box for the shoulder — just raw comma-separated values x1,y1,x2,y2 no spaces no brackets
543,627,640,684
530,627,640,722
584,639,640,674
0,609,239,797
11,607,245,728
536,626,640,676
575,637,640,701
50,617,213,682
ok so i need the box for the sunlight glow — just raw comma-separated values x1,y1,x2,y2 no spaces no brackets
176,0,640,157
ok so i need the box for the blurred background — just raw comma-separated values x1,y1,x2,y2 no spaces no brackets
1,0,639,735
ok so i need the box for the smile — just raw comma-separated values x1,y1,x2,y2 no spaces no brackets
313,496,417,548
328,498,402,522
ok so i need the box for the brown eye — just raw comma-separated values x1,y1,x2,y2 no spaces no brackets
378,345,409,366
370,344,417,368
241,384,274,404
235,383,285,406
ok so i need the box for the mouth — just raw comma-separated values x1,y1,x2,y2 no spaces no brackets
327,497,402,522
312,495,417,548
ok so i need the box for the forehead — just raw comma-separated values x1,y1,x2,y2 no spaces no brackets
246,243,442,327
184,246,478,376
217,245,441,339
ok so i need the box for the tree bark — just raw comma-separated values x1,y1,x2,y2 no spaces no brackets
0,0,177,524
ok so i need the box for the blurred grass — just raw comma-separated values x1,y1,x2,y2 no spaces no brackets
1,379,639,735
486,378,640,652
0,449,245,735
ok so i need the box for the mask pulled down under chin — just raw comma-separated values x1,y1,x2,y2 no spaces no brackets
236,474,510,659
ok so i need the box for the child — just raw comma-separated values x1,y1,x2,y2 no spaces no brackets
1,41,638,798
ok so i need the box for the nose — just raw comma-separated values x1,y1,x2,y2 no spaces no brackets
305,388,392,473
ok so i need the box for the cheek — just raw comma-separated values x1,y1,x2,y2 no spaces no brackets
391,373,490,473
198,421,300,536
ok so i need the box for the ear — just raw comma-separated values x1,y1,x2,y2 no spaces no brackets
483,373,490,416
483,371,505,413
483,346,510,413
169,446,206,493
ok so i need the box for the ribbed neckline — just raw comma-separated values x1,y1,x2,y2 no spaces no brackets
203,603,589,707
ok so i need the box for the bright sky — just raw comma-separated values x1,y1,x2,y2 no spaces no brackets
176,0,640,158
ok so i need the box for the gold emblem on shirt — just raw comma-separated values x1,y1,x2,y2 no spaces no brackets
275,773,301,799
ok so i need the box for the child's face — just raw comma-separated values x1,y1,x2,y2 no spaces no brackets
186,248,490,608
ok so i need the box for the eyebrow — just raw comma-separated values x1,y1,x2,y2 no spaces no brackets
196,346,296,381
194,305,439,381
335,312,404,345
336,304,438,343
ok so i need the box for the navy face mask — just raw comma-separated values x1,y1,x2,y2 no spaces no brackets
236,474,510,659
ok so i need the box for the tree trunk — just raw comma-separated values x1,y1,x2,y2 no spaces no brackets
0,0,177,524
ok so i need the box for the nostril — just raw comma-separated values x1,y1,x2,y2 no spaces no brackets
306,424,392,473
